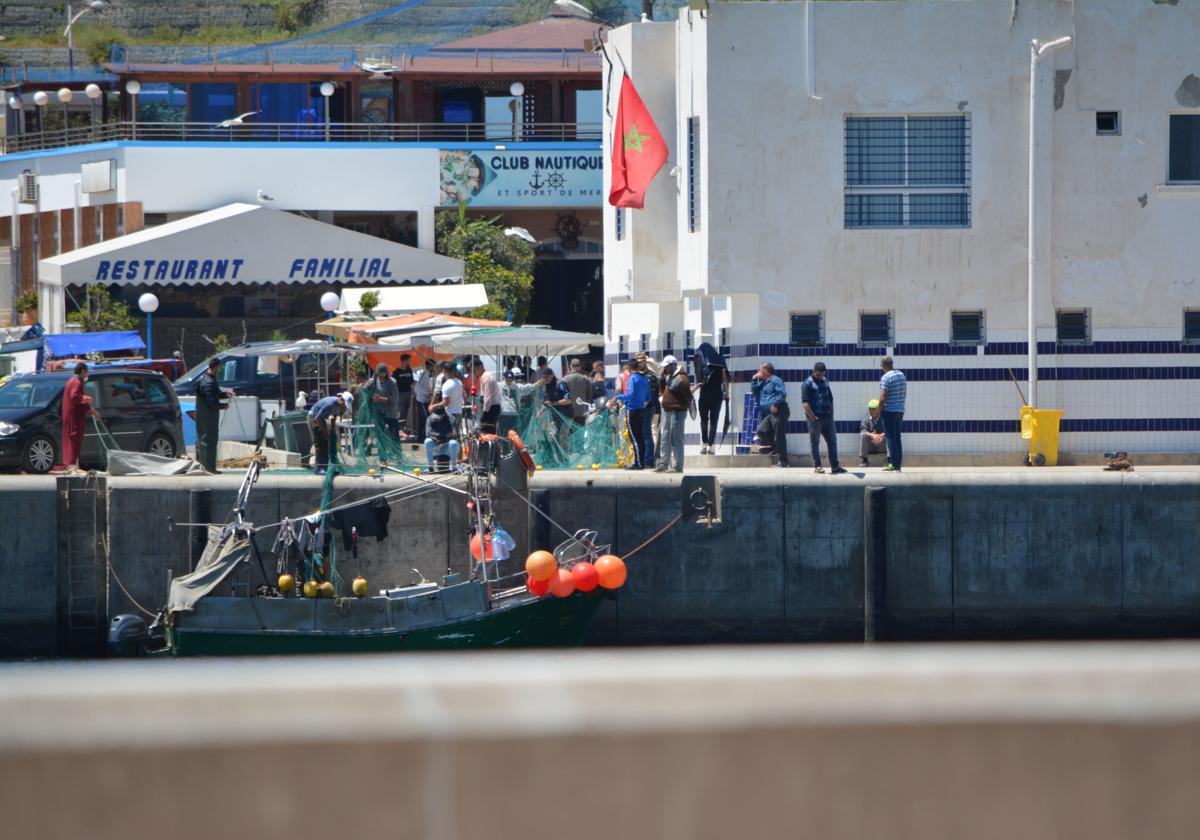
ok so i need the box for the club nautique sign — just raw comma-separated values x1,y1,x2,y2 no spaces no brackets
439,149,604,207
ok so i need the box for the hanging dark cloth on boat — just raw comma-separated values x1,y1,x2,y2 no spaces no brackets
330,500,392,549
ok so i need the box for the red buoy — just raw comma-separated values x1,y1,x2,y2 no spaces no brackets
571,561,599,592
527,576,549,596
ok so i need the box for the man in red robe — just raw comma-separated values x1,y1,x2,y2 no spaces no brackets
61,362,96,470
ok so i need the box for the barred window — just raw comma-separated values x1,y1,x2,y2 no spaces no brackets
614,207,625,241
789,312,824,347
859,311,894,347
1169,115,1200,184
950,311,985,345
1056,309,1090,346
1184,309,1200,344
618,335,627,357
640,333,649,353
845,114,971,228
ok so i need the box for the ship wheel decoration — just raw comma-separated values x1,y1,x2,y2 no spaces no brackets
554,212,582,251
546,172,567,189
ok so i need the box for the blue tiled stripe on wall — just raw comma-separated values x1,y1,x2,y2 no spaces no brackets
721,417,1200,437
729,367,1200,383
606,341,1200,366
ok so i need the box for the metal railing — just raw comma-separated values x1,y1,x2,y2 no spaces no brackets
2,121,604,155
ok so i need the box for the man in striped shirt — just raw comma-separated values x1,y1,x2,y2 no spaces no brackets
877,356,907,472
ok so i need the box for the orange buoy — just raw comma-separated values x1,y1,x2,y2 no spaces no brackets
571,561,599,592
595,554,627,590
318,580,335,598
470,532,494,562
527,576,549,596
507,430,536,472
547,567,576,598
525,550,557,582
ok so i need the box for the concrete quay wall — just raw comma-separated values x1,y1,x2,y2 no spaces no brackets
1,468,1198,656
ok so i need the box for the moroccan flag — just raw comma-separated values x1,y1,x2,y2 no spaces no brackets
609,75,669,209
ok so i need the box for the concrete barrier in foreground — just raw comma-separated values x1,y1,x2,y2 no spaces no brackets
1,643,1199,840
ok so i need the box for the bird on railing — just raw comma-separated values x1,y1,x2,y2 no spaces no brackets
217,111,259,129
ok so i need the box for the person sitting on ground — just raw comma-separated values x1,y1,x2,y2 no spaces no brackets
859,399,888,468
424,405,461,472
307,393,346,475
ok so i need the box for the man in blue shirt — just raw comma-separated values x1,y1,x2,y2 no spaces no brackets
801,362,845,474
609,362,650,469
307,393,346,475
751,362,791,467
877,356,908,472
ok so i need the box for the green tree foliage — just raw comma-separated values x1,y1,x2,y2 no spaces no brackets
358,290,380,317
257,0,325,34
66,285,138,332
436,205,536,325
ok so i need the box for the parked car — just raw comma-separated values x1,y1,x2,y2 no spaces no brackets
0,370,185,473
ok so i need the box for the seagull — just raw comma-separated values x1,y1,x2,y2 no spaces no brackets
218,110,258,129
256,190,274,203
504,226,537,244
358,60,397,75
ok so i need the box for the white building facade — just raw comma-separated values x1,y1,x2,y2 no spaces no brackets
604,0,1200,458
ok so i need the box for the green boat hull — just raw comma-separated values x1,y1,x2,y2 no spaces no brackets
166,591,604,657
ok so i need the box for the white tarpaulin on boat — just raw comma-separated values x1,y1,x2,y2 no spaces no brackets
167,526,252,613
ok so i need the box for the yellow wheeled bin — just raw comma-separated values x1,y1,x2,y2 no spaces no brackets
1020,406,1063,466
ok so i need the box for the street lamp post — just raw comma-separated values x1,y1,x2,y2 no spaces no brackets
138,292,159,358
319,81,334,142
508,81,524,141
32,91,48,142
56,87,73,138
125,78,140,139
1026,35,1072,408
65,1,108,78
7,96,23,142
85,83,102,137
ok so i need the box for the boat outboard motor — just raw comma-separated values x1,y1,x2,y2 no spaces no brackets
107,614,150,657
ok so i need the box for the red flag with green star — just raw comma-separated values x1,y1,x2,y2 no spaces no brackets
609,75,669,209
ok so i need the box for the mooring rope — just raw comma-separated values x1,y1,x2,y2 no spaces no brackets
621,513,683,563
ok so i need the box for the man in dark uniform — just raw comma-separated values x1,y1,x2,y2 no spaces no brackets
195,357,230,473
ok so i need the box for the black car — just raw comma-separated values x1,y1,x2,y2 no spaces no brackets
0,370,185,473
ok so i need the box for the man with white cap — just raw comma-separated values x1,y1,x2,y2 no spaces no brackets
859,398,888,468
655,355,691,472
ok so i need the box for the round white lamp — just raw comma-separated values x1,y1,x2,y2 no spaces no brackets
320,292,340,313
124,79,141,95
85,83,102,100
32,91,49,106
8,96,23,110
57,88,74,103
509,81,525,97
319,81,335,97
138,293,160,358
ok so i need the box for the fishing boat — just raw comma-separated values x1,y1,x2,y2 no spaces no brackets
112,430,627,657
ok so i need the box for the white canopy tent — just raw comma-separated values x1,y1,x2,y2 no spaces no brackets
337,284,487,316
432,326,605,358
37,203,465,332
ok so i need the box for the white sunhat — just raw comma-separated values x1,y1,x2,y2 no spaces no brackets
661,355,679,367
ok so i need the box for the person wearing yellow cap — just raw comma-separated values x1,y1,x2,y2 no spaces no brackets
859,398,887,468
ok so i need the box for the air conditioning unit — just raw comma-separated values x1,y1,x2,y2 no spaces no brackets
17,171,38,204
